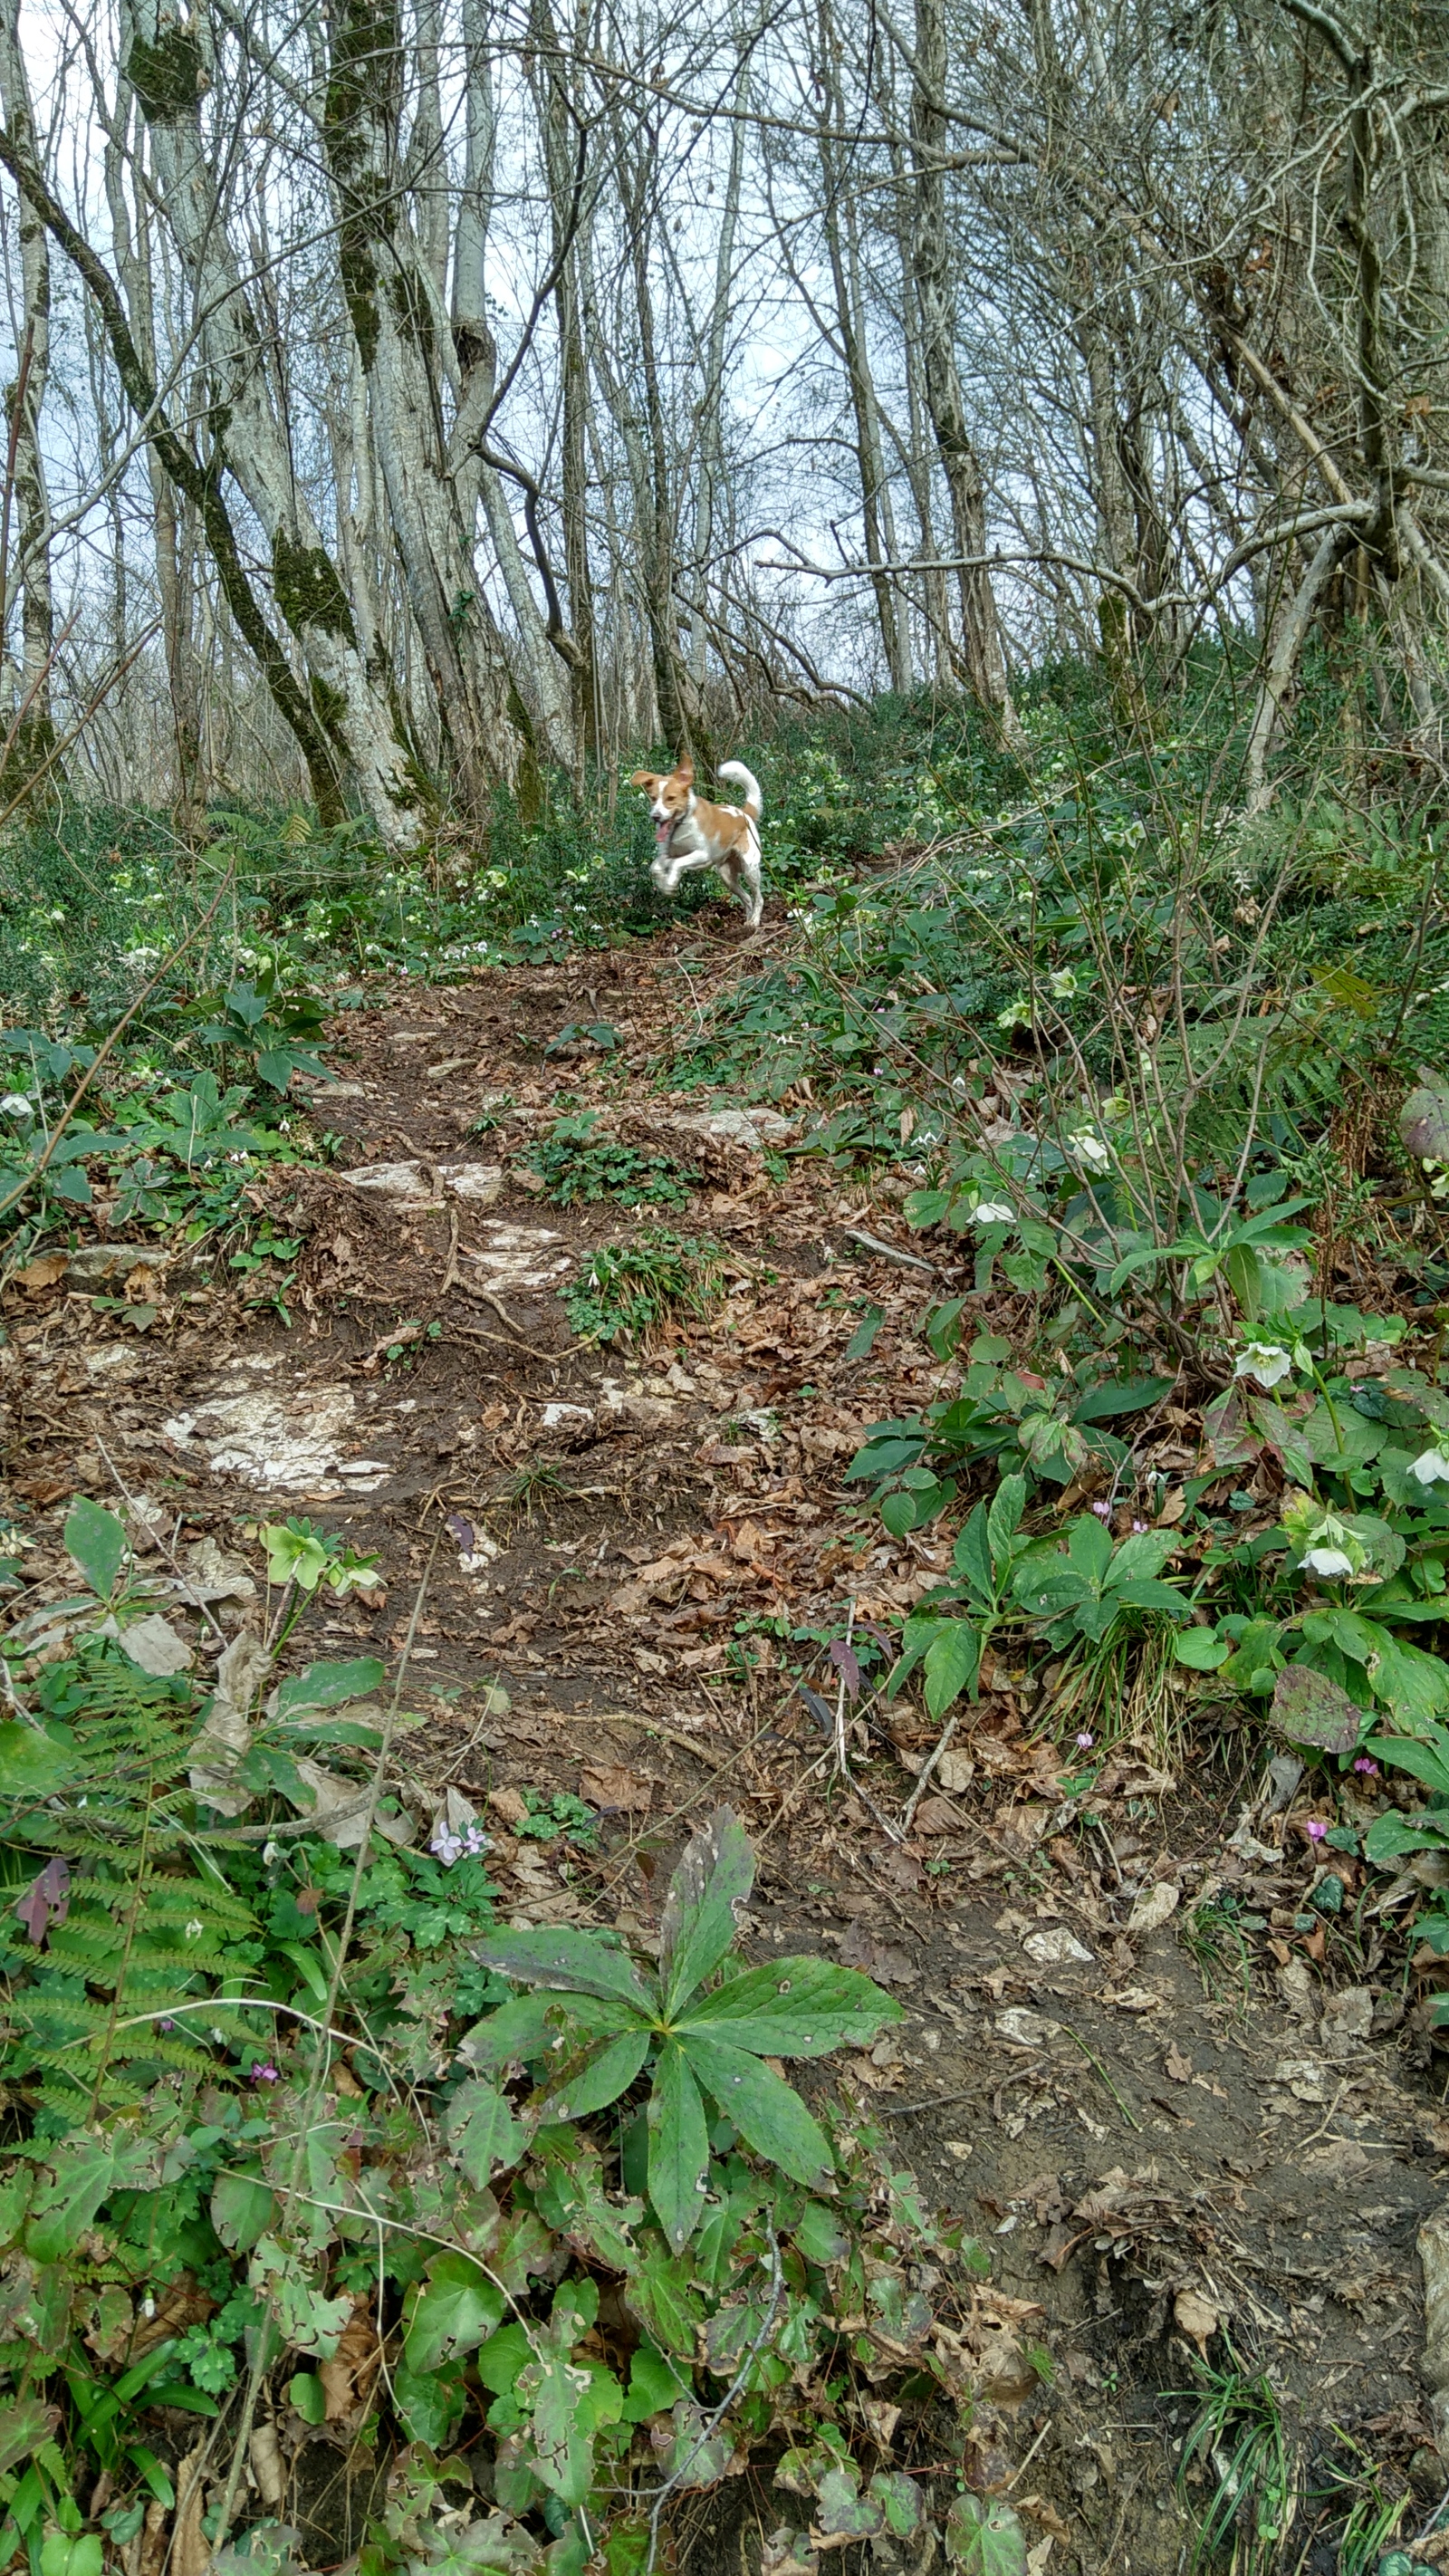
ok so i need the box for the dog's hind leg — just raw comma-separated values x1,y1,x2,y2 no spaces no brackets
738,837,763,930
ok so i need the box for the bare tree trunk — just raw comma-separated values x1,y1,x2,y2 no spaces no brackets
0,0,53,779
910,0,1015,727
324,0,536,820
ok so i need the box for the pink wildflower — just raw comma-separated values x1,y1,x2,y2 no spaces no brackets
1305,1820,1328,1843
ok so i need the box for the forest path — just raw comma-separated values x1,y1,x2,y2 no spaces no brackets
6,916,1446,2574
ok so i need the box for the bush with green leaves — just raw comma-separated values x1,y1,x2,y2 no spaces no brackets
530,1113,693,1210
0,1501,1008,2576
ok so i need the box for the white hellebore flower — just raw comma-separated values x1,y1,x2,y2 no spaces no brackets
1300,1544,1355,1578
1410,1448,1449,1485
1233,1341,1293,1389
972,1202,1016,1226
1049,967,1079,1000
1065,1131,1110,1173
0,1093,33,1119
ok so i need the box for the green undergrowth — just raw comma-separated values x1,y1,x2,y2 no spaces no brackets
0,1497,1016,2576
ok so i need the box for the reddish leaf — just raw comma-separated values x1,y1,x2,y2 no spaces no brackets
15,1856,71,1946
1271,1665,1363,1754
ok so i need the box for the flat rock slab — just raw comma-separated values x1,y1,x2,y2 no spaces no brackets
461,1221,574,1293
163,1353,389,1496
341,1159,504,1208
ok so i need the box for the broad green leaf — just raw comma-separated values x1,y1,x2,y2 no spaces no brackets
1065,1514,1115,1582
405,2253,505,2374
448,2078,524,2185
658,1808,755,2013
677,1956,900,2057
952,1504,993,1607
626,2244,705,2358
647,2039,709,2250
1114,1578,1190,1618
0,1723,77,1801
64,1497,126,1600
1104,1530,1176,1587
526,2353,621,2504
462,1991,634,2068
622,2339,689,2424
1367,1733,1449,1801
1271,1665,1366,1755
210,2169,277,2254
26,2139,120,2263
254,1049,296,1092
1365,1809,1449,1863
986,1473,1026,1571
945,2494,1028,2576
542,2026,651,2123
677,2032,833,2190
1300,1400,1385,1470
474,1927,656,2009
794,2201,849,2265
924,1620,980,1721
0,2400,59,2480
288,2373,325,2425
870,2472,923,2538
813,2465,883,2540
1370,1636,1449,1722
392,2360,466,2452
1176,1628,1231,1670
475,2321,533,2396
275,1658,385,1717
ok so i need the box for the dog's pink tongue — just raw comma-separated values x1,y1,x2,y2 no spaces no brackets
655,815,672,849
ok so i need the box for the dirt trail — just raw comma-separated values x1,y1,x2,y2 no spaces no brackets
5,923,1448,2572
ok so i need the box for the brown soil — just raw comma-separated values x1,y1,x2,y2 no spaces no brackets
4,916,1445,2573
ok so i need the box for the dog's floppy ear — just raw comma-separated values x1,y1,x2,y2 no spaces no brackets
629,770,659,793
675,755,695,788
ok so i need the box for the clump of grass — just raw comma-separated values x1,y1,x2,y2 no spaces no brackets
564,1226,723,1344
1176,2341,1297,2574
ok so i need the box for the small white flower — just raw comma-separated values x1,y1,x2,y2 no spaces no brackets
184,1918,204,1941
1065,1131,1110,1172
1410,1449,1449,1485
1048,968,1079,999
263,1840,283,1865
0,1093,33,1118
1300,1544,1355,1578
1234,1342,1293,1389
971,1201,1016,1226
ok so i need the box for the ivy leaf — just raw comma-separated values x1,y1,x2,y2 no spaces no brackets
676,2032,834,2190
405,2253,505,2375
0,1724,77,1803
447,2079,524,2186
811,2465,883,2541
210,2169,278,2254
658,1808,755,2014
647,2039,709,2250
676,1956,899,2057
0,2398,60,2479
64,1496,127,1601
526,2353,621,2505
945,2495,1028,2576
1271,1665,1365,1754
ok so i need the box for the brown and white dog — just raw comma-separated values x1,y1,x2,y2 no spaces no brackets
631,755,764,930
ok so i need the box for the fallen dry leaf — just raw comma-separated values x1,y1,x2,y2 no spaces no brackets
1173,2288,1220,2355
14,1252,66,1292
1165,2042,1193,2083
581,1764,653,1812
1128,1879,1179,1933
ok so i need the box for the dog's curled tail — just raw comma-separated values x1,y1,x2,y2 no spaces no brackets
717,760,763,821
